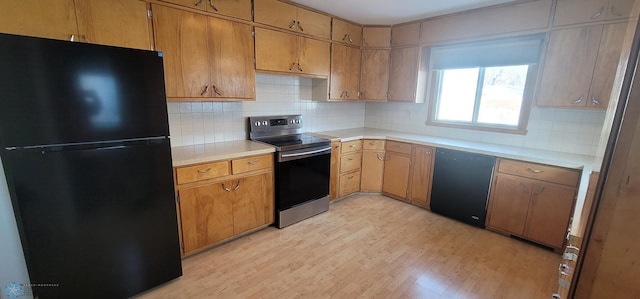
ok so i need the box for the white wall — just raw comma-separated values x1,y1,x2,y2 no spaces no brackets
167,74,366,147
365,102,606,156
0,157,31,299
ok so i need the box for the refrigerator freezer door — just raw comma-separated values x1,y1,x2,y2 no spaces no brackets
3,139,182,298
0,33,170,147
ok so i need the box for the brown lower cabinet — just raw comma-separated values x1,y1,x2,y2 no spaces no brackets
382,141,412,199
175,154,274,255
408,145,435,208
486,159,579,250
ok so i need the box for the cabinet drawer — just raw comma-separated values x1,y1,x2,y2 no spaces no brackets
340,153,362,173
232,154,272,174
176,161,230,184
339,171,361,197
498,159,580,187
363,139,385,150
341,140,363,153
385,141,412,154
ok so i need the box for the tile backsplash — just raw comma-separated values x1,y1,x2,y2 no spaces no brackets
365,102,605,156
167,74,366,147
168,73,605,156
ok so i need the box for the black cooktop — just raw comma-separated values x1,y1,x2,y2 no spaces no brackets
254,134,330,152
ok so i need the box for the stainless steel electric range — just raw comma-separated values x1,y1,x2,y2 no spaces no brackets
249,115,331,228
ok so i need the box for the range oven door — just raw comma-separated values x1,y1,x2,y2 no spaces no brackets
275,146,331,211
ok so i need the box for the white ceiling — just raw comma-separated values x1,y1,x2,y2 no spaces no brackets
290,0,521,25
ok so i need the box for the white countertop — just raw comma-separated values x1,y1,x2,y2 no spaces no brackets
313,128,595,170
171,140,275,167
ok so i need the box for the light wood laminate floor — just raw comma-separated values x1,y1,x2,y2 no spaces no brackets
137,194,560,298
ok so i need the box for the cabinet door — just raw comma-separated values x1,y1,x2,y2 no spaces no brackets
360,49,390,101
382,153,411,199
205,0,252,20
232,173,274,235
486,174,532,235
391,22,421,47
296,8,331,39
332,19,362,46
207,17,255,100
179,182,234,253
553,0,608,26
607,0,635,20
588,22,628,109
253,0,297,32
0,0,78,41
361,151,385,192
409,146,434,208
152,5,210,98
298,37,331,77
388,46,420,102
255,28,298,74
75,0,152,50
537,25,603,108
524,183,576,249
330,45,361,100
363,27,391,48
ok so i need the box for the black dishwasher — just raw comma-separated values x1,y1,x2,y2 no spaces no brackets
430,148,496,228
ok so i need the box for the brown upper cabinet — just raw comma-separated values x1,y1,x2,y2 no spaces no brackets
537,22,627,109
388,46,425,103
158,0,251,21
420,0,552,44
153,5,255,101
330,44,361,100
363,27,391,48
359,49,390,101
255,28,330,77
0,0,152,50
391,22,421,47
553,0,635,26
254,0,331,39
332,19,362,46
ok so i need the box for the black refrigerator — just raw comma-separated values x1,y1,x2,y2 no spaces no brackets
0,34,182,298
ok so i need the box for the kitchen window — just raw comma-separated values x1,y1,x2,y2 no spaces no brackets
426,34,545,134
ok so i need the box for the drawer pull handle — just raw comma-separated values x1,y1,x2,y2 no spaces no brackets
248,161,259,165
348,175,354,179
376,154,384,161
349,144,356,148
289,20,297,29
197,168,212,173
222,182,231,192
369,142,375,145
526,168,543,173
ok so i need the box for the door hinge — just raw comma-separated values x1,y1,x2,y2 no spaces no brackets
147,9,152,19
180,241,184,250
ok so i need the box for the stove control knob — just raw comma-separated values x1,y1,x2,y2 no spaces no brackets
254,121,261,127
295,119,301,124
289,119,294,124
262,121,268,126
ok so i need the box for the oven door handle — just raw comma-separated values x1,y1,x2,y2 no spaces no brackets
281,147,332,158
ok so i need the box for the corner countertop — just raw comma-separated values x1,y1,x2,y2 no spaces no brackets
312,128,595,170
171,140,275,167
